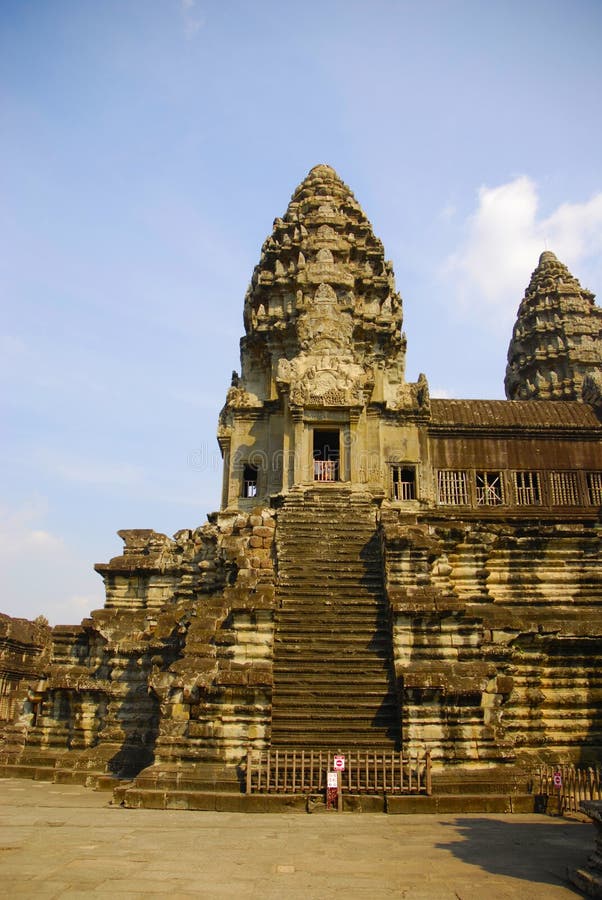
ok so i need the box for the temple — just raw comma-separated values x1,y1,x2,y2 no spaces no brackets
1,165,601,810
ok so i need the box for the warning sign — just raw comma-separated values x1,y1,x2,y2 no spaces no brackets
553,772,562,788
327,772,338,788
333,755,346,771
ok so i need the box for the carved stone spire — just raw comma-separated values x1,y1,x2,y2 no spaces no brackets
234,164,412,410
218,165,430,490
505,250,602,401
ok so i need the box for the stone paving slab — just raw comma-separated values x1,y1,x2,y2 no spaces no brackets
0,778,591,898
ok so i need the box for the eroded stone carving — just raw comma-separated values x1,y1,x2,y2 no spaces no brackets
506,250,602,401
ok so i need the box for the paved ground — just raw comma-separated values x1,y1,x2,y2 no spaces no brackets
0,778,592,898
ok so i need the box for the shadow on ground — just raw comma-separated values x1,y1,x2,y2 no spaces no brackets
436,816,591,892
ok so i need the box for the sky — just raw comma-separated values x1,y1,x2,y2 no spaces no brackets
2,0,602,624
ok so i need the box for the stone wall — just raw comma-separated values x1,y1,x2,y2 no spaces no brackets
0,613,52,760
1,508,277,785
382,509,602,772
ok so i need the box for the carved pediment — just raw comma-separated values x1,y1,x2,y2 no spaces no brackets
296,283,353,352
278,354,373,408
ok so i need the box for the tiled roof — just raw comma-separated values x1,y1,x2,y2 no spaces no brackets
429,399,601,429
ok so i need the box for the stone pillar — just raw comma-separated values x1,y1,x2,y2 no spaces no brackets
349,410,360,484
218,436,231,509
281,394,292,493
292,407,305,486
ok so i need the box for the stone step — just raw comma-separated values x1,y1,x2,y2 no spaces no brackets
276,590,385,602
271,724,397,738
272,699,397,714
277,528,376,538
272,495,398,748
273,684,392,695
279,507,374,515
273,643,391,654
274,615,389,627
274,633,390,645
278,529,378,537
277,536,378,546
278,565,380,575
275,659,392,672
275,609,388,621
271,703,398,718
270,734,396,748
276,611,387,621
273,670,392,681
273,669,391,680
277,562,382,574
277,582,384,592
278,529,376,537
278,558,381,567
273,670,392,684
272,686,396,698
280,582,381,594
275,616,385,626
281,498,374,510
274,651,391,664
277,588,384,598
276,605,385,615
272,662,393,674
274,636,390,646
273,660,391,673
277,597,384,606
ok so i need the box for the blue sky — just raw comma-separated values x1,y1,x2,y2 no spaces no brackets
2,0,601,623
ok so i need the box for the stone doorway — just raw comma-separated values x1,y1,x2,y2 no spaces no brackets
313,429,340,482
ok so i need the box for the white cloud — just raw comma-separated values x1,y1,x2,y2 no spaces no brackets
445,177,602,329
430,387,452,399
180,0,205,38
0,499,104,625
0,497,53,559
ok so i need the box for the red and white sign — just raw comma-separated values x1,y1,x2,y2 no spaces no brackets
327,772,338,788
333,754,346,772
553,772,562,788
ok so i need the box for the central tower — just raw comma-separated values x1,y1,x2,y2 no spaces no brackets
218,164,429,509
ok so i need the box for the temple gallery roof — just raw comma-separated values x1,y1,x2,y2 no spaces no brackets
430,398,601,429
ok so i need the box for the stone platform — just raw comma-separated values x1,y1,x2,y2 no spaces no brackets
0,777,589,898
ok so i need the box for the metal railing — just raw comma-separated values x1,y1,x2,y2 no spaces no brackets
393,481,415,501
246,747,431,795
313,460,338,482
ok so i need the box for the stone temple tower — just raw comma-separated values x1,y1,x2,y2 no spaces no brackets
218,164,429,509
1,166,601,810
505,250,602,401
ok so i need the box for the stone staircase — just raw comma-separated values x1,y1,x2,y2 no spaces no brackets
271,489,400,749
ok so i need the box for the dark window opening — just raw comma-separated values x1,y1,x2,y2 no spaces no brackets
392,465,416,500
476,471,504,506
313,429,339,482
242,463,258,498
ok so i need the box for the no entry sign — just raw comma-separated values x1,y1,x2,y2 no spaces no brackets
333,754,345,771
553,772,562,788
